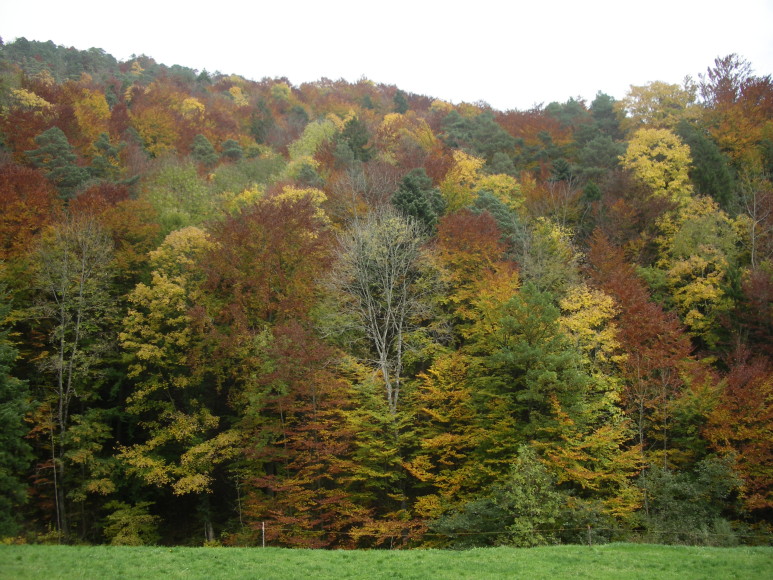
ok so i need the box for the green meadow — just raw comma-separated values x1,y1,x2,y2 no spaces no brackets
1,543,770,579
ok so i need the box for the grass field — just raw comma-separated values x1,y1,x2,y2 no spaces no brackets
1,543,770,579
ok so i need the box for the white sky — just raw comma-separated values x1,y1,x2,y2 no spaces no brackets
2,1,772,111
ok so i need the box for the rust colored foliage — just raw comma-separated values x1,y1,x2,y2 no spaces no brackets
436,209,520,344
241,321,363,548
203,193,334,329
706,346,773,513
68,182,131,216
586,230,693,463
0,163,60,261
732,269,773,359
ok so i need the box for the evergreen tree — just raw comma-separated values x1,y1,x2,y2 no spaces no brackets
26,127,89,198
391,168,446,230
393,90,409,114
190,134,218,169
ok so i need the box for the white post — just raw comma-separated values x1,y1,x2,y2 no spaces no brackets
262,521,265,548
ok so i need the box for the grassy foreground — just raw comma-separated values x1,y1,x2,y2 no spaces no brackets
1,543,771,579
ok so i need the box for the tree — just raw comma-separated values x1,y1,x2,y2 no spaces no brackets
587,231,693,467
653,196,741,349
71,88,111,153
620,128,694,205
435,209,519,344
637,456,741,545
0,284,32,536
698,54,773,172
405,352,485,519
32,214,115,537
441,110,516,164
391,168,445,230
119,226,237,542
204,189,334,329
393,90,409,114
705,347,772,515
88,133,124,181
737,175,773,270
439,150,485,212
468,283,594,450
620,81,697,131
140,159,214,235
513,217,581,297
334,207,429,415
431,445,564,548
0,162,60,263
220,139,243,162
189,134,218,169
239,322,364,548
26,127,90,198
338,116,372,162
674,119,735,208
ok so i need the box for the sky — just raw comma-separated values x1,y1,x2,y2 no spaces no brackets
2,0,772,111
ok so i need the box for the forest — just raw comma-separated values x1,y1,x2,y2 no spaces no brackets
0,37,770,548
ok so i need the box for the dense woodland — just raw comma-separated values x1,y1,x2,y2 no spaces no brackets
0,37,771,548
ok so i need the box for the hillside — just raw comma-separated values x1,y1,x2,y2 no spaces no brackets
0,37,771,547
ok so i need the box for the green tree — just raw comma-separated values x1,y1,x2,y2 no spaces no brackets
513,217,581,297
468,284,593,452
26,127,90,198
638,456,742,545
220,139,243,162
0,284,32,537
140,159,214,235
391,168,446,230
674,120,735,208
337,116,372,162
88,133,124,181
32,214,115,537
102,501,161,546
441,111,516,164
393,89,409,114
432,445,564,548
190,134,218,169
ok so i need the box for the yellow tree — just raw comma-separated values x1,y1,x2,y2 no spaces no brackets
405,352,485,520
620,128,693,205
374,112,437,165
654,196,741,348
439,150,485,212
619,81,697,132
72,88,111,155
119,227,238,541
475,173,525,214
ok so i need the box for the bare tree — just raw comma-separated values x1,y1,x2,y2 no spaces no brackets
333,206,428,414
738,174,773,269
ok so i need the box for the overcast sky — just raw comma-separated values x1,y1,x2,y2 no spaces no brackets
2,1,772,111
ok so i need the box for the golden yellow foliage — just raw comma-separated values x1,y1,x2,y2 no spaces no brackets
73,88,111,148
559,284,625,366
180,97,206,119
228,86,248,107
11,88,54,113
620,128,693,204
440,150,486,212
476,173,524,213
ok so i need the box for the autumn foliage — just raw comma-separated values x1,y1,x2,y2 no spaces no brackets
0,39,770,546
